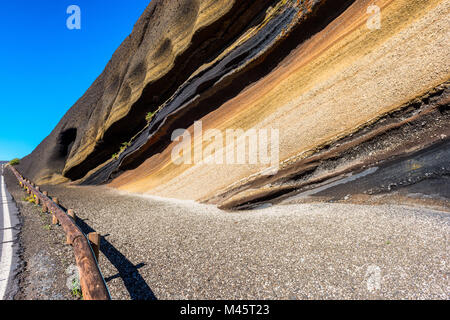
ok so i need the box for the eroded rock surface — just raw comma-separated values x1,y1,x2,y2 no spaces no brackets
19,0,450,207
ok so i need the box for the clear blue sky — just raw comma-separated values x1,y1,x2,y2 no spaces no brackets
0,0,150,161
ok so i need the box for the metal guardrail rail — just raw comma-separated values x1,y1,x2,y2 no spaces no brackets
8,165,111,300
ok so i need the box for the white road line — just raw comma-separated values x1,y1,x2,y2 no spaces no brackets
0,165,13,300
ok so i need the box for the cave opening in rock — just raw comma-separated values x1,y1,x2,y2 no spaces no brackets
57,128,77,159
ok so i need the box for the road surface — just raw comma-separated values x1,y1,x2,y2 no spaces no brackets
2,165,449,300
0,165,20,300
40,183,450,300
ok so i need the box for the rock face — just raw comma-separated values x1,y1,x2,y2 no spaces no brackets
19,0,450,207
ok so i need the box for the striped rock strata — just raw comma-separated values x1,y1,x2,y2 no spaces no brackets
19,0,450,208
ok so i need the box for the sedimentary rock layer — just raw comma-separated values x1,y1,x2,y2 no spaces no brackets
19,0,278,183
109,0,450,203
19,0,450,207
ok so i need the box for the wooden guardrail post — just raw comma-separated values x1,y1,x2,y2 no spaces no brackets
68,209,76,220
52,214,59,225
52,197,60,224
88,232,100,262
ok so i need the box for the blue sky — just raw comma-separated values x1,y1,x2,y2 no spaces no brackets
0,1,150,161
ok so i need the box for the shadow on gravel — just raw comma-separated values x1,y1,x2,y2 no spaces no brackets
58,205,157,300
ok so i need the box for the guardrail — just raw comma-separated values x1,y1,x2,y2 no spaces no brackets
8,165,111,300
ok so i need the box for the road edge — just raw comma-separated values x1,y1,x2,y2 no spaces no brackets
0,165,22,300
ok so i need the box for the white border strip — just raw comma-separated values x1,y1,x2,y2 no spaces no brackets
0,165,13,300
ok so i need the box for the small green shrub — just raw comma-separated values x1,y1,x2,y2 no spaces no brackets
9,158,20,166
23,195,37,204
112,142,131,160
121,141,130,149
145,111,155,123
71,278,82,299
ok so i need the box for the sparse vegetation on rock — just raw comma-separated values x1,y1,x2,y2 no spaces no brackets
9,158,20,166
112,142,132,160
145,111,156,123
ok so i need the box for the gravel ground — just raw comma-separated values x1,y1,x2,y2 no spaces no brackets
40,184,450,300
4,169,77,300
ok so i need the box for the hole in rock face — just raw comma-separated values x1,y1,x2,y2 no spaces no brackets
56,128,77,159
48,128,78,175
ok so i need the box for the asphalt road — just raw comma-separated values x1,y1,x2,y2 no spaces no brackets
0,165,20,300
